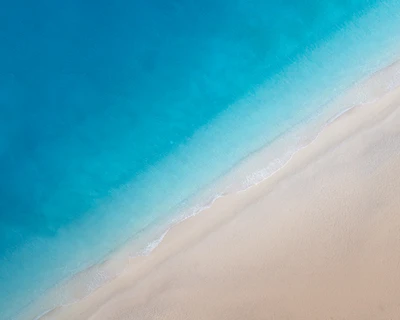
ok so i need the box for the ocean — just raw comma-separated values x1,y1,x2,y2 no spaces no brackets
1,0,400,318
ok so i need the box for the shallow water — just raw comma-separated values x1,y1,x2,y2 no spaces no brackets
1,0,400,319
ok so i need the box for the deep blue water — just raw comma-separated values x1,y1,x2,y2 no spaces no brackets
2,0,400,318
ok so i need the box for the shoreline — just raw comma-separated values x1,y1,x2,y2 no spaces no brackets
26,59,400,319
18,57,400,320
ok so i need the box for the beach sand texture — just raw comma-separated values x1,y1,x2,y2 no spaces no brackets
42,76,400,320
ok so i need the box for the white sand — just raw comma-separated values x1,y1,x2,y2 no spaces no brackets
35,68,400,320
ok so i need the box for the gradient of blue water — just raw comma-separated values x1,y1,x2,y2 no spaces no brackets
0,0,396,318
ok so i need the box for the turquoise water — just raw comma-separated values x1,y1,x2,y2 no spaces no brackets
1,0,400,318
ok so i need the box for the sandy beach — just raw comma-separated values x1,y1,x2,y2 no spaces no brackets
37,73,400,320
